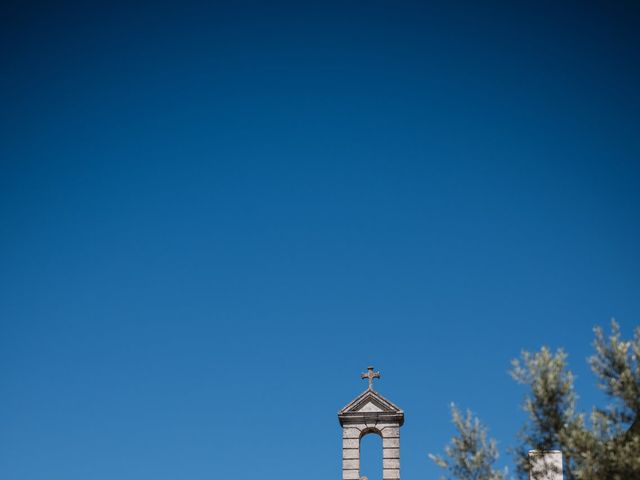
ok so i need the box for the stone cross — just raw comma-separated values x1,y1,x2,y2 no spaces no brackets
361,366,381,390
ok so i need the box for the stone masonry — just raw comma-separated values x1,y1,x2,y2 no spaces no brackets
338,367,404,480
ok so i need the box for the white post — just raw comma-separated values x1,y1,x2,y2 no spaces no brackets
528,450,563,480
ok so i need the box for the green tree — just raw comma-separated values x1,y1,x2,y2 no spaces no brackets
430,321,640,480
509,346,581,479
428,404,505,480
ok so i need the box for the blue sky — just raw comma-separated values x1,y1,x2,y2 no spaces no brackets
1,2,639,479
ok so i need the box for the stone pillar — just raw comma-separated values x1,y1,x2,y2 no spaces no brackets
342,426,361,480
528,450,563,480
380,425,400,480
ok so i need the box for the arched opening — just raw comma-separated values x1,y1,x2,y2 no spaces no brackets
359,430,383,480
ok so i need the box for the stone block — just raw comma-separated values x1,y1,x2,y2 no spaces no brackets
381,426,400,438
383,468,400,479
343,438,359,449
383,448,400,459
343,448,359,459
383,459,400,469
343,459,359,470
383,437,399,448
343,428,361,439
343,469,360,480
376,422,394,428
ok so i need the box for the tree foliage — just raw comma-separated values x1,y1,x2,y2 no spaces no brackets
429,404,505,480
510,347,580,478
430,321,640,480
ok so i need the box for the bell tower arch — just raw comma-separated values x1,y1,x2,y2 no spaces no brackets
338,367,404,480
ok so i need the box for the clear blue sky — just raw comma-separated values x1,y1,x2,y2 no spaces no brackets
1,2,639,479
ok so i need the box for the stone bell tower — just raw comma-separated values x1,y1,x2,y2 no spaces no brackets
338,367,404,480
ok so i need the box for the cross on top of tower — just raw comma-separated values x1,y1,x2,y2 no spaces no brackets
361,366,381,390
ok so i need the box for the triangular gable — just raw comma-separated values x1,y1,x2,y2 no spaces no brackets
339,389,403,415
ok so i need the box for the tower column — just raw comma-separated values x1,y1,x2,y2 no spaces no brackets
381,426,400,480
342,427,361,480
